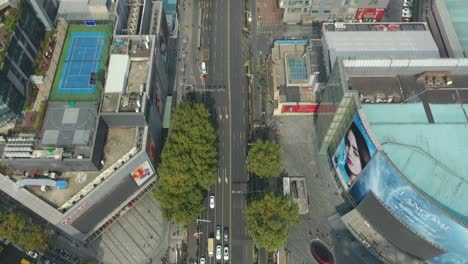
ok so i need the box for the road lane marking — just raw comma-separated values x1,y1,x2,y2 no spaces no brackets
227,0,233,263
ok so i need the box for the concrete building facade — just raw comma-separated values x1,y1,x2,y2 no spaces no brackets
0,0,59,127
279,0,389,24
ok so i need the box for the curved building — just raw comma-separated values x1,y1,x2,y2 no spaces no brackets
316,58,468,264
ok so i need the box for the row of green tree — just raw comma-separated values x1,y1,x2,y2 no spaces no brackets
154,101,218,225
153,101,298,252
246,140,299,252
0,210,49,251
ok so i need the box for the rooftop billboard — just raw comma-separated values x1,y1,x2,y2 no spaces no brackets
349,152,468,264
333,113,377,188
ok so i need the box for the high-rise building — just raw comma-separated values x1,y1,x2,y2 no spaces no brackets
0,0,58,127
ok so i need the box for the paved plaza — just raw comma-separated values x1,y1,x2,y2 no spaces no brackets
276,115,380,264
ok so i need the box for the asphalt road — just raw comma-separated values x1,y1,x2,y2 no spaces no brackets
193,0,252,263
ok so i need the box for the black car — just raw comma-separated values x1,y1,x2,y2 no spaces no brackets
223,227,228,242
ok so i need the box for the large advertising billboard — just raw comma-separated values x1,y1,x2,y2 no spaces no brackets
349,152,468,264
130,161,154,186
333,114,377,187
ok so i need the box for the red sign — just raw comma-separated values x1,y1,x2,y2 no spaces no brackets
282,104,336,113
354,8,385,22
61,202,89,225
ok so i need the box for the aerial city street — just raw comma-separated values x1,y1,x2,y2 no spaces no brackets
0,0,467,264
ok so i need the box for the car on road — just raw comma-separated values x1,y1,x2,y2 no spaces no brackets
216,225,221,240
27,251,39,259
201,61,207,75
199,257,205,264
223,246,229,261
403,0,413,7
223,227,228,242
402,8,412,16
216,245,222,260
209,195,215,209
401,9,412,19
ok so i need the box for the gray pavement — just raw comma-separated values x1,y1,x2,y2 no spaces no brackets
88,194,170,264
276,115,381,264
181,0,253,263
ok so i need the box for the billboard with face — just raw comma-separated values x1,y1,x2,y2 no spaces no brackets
333,113,377,187
349,152,468,264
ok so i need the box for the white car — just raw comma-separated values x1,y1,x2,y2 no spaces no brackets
27,251,39,259
201,61,207,75
199,257,205,264
403,0,413,7
209,195,215,209
216,225,221,240
402,9,412,17
216,245,222,260
224,246,229,261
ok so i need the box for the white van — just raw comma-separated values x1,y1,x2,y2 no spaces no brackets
201,62,207,75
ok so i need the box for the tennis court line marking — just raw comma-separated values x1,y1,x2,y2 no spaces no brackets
61,34,105,90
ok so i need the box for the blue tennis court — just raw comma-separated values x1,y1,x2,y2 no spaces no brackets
57,32,106,94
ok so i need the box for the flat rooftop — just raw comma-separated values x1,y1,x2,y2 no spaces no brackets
30,128,137,207
323,22,429,32
443,0,468,57
323,30,439,53
352,74,468,105
40,102,98,153
362,102,468,224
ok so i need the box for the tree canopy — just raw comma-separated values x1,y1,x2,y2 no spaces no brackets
154,101,217,224
154,173,204,225
0,210,49,251
246,193,299,252
247,140,283,178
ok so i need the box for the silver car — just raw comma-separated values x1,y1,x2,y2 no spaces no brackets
216,225,221,240
216,245,222,260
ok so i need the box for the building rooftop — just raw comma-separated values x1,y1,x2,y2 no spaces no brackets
40,102,98,151
362,103,468,224
105,54,131,94
442,0,468,57
323,22,429,32
26,127,137,208
323,31,439,53
352,73,468,105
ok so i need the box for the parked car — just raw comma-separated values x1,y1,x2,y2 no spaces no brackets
27,251,38,259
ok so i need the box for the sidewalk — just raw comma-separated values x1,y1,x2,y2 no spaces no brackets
168,221,186,264
257,0,283,26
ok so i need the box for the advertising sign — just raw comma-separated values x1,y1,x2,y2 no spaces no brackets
61,202,89,225
333,114,377,187
131,161,154,186
349,152,468,264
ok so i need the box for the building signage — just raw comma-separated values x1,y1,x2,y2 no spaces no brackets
61,202,89,225
131,161,154,186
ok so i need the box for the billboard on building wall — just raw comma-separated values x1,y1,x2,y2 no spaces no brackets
130,161,154,186
349,152,468,264
333,113,377,188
